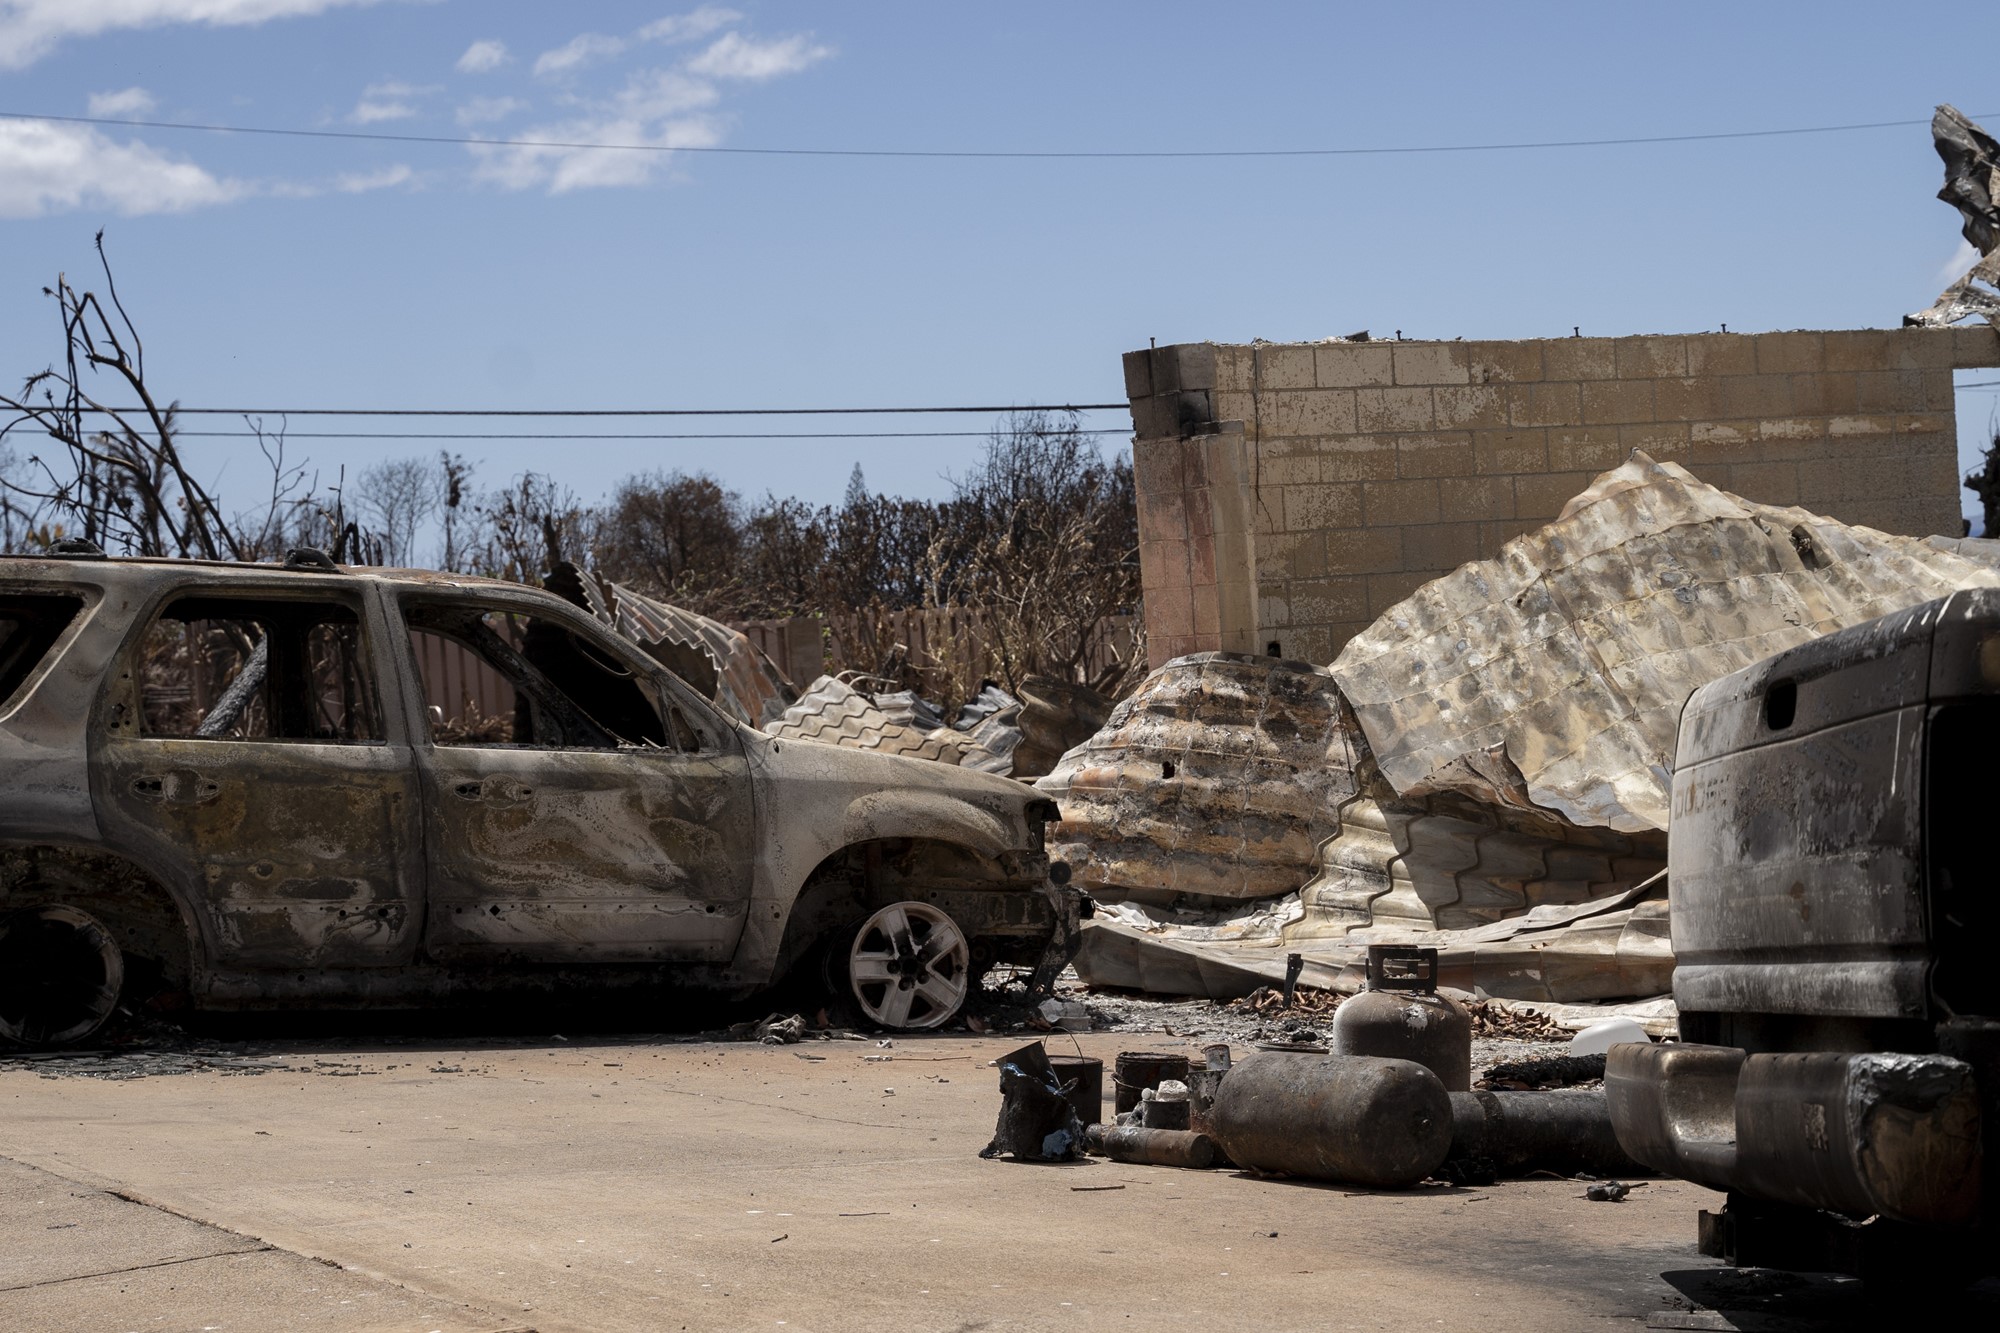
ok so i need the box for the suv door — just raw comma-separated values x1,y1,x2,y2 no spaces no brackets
397,592,756,964
93,586,422,969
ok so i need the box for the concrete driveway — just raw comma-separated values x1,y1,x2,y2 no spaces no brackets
0,1029,1887,1332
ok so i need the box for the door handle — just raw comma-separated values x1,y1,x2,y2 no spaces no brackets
131,771,222,805
453,778,534,804
453,780,485,801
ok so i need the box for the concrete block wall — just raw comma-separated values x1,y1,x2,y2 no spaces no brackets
1128,327,2000,668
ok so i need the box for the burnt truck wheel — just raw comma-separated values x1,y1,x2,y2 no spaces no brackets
0,904,125,1049
847,900,971,1030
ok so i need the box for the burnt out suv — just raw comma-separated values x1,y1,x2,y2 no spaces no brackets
0,548,1075,1047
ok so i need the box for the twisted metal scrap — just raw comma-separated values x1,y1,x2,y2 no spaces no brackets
1906,104,2000,327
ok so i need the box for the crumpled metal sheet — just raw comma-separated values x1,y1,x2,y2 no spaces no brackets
1907,104,2000,327
1035,653,1362,901
766,674,980,763
1073,874,1674,1017
1329,452,2000,832
547,564,797,730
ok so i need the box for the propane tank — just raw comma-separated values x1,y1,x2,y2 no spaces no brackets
1330,945,1473,1092
1206,1051,1452,1187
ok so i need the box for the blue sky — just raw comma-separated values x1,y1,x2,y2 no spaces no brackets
0,1,1996,520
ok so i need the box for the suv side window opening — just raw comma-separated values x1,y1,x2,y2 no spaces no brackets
0,592,86,709
405,601,700,752
136,596,381,743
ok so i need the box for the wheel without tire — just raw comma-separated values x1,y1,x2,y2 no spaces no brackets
847,900,970,1031
0,905,125,1049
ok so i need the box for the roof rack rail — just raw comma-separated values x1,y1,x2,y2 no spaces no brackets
44,538,107,560
282,547,343,573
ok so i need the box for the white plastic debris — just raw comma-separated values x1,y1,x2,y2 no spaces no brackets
1152,1079,1190,1103
1570,1017,1652,1057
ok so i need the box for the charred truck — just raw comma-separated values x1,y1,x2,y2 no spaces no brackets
1608,589,1999,1281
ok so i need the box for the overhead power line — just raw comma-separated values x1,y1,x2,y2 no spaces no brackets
1,109,1985,161
172,428,1132,441
63,403,1129,417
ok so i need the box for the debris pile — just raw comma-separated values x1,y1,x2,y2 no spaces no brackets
765,672,1111,780
1041,454,2000,1029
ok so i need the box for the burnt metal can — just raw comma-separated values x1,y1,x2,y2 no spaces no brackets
1113,1051,1191,1114
1046,1055,1105,1127
1330,945,1473,1091
1208,1051,1452,1188
1447,1089,1646,1178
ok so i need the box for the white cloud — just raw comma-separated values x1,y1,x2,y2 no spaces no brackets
455,37,507,73
684,31,830,81
336,163,412,193
637,6,739,46
455,95,525,127
87,86,156,117
533,31,625,79
470,68,723,194
0,0,386,70
350,80,435,124
0,118,243,217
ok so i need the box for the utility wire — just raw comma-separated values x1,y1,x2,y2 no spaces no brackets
63,403,1129,417
170,428,1131,440
2,109,1985,160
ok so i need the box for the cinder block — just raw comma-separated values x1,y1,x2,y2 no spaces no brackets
1356,387,1437,432
1755,331,1824,375
1316,436,1402,481
1922,369,1955,411
1686,333,1757,377
1132,437,1186,495
1260,454,1322,486
1514,470,1598,520
1130,394,1181,439
1653,377,1719,422
1395,432,1476,478
1620,422,1689,464
1317,343,1396,388
1288,576,1371,624
1138,496,1190,544
1441,475,1516,521
1323,527,1406,575
1542,338,1618,381
1393,342,1470,386
1400,522,1483,572
1786,372,1859,416
1474,428,1549,474
1367,570,1434,617
1193,591,1222,638
1717,376,1794,418
1263,389,1359,437
1851,370,1927,414
1282,482,1363,531
1507,381,1581,427
1822,329,1948,373
1145,583,1195,639
1580,379,1656,425
1139,539,1188,585
1897,413,1951,437
1213,391,1256,427
1747,420,1827,463
1465,340,1545,384
1689,422,1754,464
1479,518,1539,551
1952,324,2000,369
1729,461,1801,506
1547,426,1625,473
1286,531,1331,579
1288,625,1340,666
1214,344,1258,391
1363,478,1442,526
1434,385,1509,429
1615,336,1689,379
1905,445,1964,499
1253,345,1318,390
1172,343,1217,392
1123,349,1154,401
1827,414,1901,438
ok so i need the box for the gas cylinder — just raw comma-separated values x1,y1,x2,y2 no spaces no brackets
1206,1051,1452,1187
1330,945,1473,1091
